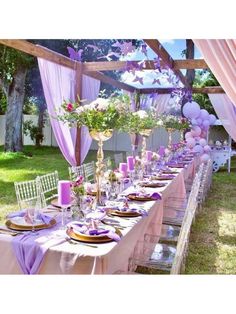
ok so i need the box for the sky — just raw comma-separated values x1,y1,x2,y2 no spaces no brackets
120,39,202,89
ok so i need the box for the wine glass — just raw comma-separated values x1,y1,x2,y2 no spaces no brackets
27,198,40,232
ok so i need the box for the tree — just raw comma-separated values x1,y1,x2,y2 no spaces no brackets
0,44,33,152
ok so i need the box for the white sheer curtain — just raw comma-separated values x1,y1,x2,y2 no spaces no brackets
208,93,236,142
153,94,171,114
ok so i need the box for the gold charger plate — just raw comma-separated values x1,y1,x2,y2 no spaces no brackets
66,226,121,244
151,176,174,181
6,218,57,231
108,209,141,218
162,170,178,174
168,165,184,168
140,182,166,188
51,198,72,209
127,194,156,201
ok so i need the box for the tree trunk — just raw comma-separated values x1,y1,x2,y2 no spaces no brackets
35,104,46,147
4,65,27,152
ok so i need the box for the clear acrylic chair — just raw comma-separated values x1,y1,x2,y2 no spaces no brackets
14,177,46,210
162,163,203,227
37,170,59,205
68,165,85,181
83,161,95,182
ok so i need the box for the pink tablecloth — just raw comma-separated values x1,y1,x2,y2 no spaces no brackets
0,162,189,274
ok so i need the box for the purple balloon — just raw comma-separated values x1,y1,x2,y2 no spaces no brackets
199,138,207,146
191,118,197,126
200,109,209,120
186,137,196,148
193,144,204,154
204,145,211,152
202,119,210,127
196,118,202,125
183,101,200,119
185,131,193,140
209,114,217,125
201,153,210,163
191,126,201,137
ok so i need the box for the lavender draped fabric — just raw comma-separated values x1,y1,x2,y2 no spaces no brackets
38,59,100,165
153,94,171,114
208,94,236,142
38,58,78,166
193,40,236,108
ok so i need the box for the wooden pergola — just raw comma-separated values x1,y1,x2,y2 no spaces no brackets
0,39,225,164
0,39,225,95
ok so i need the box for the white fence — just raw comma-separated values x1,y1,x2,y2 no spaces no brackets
2,114,227,151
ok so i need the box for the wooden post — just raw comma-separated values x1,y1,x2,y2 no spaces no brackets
74,62,83,166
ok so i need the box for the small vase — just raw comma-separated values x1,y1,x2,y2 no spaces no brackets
166,128,175,150
139,129,152,175
89,129,113,205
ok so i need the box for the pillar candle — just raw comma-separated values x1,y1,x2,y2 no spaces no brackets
146,150,153,161
158,146,165,157
127,156,134,171
58,180,71,206
119,162,128,177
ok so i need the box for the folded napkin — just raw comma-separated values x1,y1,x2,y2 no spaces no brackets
68,221,121,242
7,210,52,225
130,192,162,200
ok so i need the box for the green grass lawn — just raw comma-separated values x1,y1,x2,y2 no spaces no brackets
0,145,115,223
185,157,236,274
1,145,236,274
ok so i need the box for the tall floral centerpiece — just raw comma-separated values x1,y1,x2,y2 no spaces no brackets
60,97,129,205
162,115,190,149
120,109,160,175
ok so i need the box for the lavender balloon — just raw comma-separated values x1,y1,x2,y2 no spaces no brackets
202,119,210,128
209,114,217,125
204,145,211,153
183,101,200,119
191,126,201,137
186,137,196,148
199,109,209,120
185,131,193,139
196,118,202,125
193,144,204,154
201,153,210,163
199,138,207,147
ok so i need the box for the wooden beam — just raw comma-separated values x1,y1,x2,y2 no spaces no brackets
174,59,208,70
74,63,83,166
84,71,136,93
0,39,77,69
139,86,225,94
83,59,209,72
144,39,188,87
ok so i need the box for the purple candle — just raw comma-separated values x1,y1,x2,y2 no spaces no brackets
127,156,134,171
158,146,165,157
146,150,153,161
58,180,71,206
119,162,128,177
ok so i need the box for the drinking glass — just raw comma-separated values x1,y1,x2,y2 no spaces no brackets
27,198,40,232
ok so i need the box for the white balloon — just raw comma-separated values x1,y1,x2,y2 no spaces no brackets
199,138,207,147
201,153,210,163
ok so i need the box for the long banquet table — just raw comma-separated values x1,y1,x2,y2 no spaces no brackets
0,158,198,274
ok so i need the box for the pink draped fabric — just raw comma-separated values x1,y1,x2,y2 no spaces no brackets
38,59,100,166
208,93,236,142
193,39,236,107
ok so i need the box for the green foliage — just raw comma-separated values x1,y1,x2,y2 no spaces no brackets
0,90,7,113
192,70,218,116
0,44,34,85
23,120,44,145
162,114,190,130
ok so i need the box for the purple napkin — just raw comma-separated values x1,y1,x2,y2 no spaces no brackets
12,227,65,274
7,210,52,225
68,222,121,242
130,192,162,200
